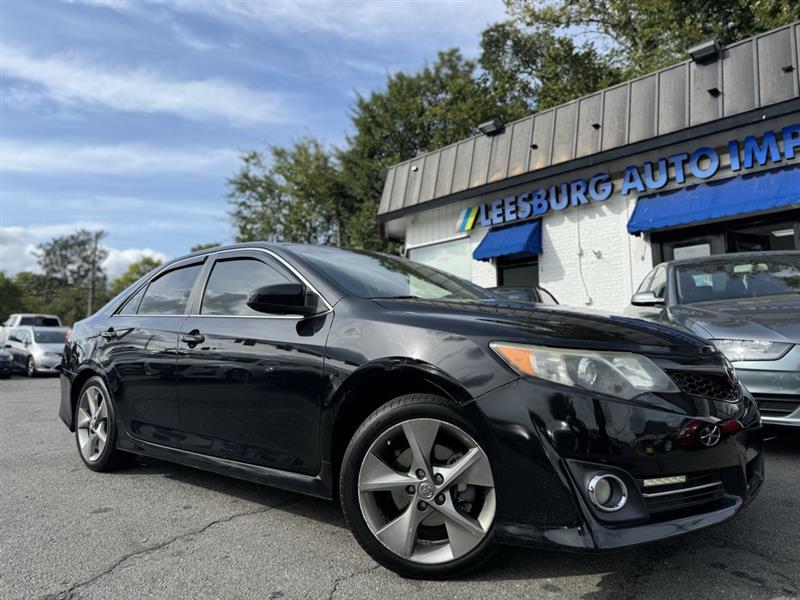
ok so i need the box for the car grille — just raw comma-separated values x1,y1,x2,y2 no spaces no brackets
666,370,741,401
753,394,800,417
641,473,724,514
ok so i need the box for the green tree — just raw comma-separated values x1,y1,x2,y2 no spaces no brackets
0,273,25,322
35,229,109,317
109,256,162,296
504,0,800,79
229,138,355,246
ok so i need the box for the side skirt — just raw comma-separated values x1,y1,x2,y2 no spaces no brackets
116,427,334,500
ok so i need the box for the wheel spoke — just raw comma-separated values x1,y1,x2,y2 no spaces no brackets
95,422,107,445
435,447,493,488
359,453,416,493
375,503,425,558
97,396,108,420
81,433,95,457
433,495,484,538
444,514,483,559
86,390,98,417
402,420,439,474
76,408,92,429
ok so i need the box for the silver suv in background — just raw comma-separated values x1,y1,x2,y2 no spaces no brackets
4,326,68,376
0,313,62,345
628,251,800,426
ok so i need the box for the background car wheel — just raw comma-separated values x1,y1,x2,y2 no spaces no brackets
340,393,498,579
26,357,36,377
74,376,136,472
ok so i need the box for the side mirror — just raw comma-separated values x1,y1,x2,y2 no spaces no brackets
631,291,664,307
246,283,319,316
3,344,11,349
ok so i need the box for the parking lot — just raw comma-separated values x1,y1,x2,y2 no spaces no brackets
1,376,798,600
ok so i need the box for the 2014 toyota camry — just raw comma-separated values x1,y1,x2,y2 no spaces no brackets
59,243,763,578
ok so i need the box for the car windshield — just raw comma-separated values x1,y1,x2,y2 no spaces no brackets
297,246,493,300
19,316,60,326
33,330,66,343
675,255,800,304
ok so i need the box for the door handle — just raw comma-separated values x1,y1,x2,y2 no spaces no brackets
100,328,118,340
181,332,205,346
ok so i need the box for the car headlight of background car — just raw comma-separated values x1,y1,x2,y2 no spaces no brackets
490,342,678,400
711,339,793,361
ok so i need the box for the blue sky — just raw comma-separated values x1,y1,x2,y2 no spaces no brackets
0,0,506,277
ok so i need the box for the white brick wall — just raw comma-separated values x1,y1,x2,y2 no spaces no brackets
404,194,653,313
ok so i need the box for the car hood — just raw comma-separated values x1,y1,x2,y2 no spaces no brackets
374,297,712,356
34,343,65,354
670,294,800,343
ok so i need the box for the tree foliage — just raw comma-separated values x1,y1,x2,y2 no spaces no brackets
109,256,162,296
227,1,799,250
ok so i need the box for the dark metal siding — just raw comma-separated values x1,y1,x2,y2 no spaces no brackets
380,22,800,217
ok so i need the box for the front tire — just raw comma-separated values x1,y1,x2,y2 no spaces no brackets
340,394,498,579
74,376,135,471
26,356,35,377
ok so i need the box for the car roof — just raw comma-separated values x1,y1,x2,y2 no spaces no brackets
11,313,60,317
665,250,800,267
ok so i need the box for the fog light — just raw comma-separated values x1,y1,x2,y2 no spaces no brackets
587,474,628,512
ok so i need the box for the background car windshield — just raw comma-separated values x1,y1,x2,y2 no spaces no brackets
676,256,800,303
33,330,65,343
299,247,492,300
19,316,60,326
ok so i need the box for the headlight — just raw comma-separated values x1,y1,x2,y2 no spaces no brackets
490,342,679,400
711,339,792,361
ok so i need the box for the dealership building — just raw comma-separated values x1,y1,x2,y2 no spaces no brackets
378,23,800,312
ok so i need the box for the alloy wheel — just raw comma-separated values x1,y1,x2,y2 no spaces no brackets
26,357,35,377
357,418,495,564
76,386,109,462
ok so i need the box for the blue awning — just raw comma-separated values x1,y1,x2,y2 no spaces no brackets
473,220,542,261
627,165,800,234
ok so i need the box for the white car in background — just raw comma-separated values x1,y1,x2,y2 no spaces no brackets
0,313,62,345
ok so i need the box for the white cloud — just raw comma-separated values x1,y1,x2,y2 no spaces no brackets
102,247,168,279
1,139,240,175
0,44,298,126
166,0,505,49
0,224,168,278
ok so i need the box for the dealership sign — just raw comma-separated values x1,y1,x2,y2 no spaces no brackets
457,123,800,232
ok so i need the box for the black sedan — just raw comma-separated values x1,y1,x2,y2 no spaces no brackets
59,243,763,578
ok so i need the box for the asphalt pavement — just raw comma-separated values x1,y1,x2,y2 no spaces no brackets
1,376,798,600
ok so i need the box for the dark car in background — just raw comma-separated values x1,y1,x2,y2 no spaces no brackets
628,251,800,427
4,326,69,376
0,349,13,378
59,243,762,578
487,286,559,305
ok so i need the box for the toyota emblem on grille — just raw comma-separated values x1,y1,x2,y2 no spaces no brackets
699,424,722,447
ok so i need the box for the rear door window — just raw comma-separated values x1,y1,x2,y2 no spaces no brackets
201,258,292,316
138,264,202,315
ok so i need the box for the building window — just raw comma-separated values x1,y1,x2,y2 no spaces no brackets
497,256,539,287
407,237,471,279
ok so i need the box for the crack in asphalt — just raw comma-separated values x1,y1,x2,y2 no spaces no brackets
40,499,299,600
326,564,382,600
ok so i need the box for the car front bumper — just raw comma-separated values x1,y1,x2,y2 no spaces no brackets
466,377,763,551
0,360,12,376
733,345,800,426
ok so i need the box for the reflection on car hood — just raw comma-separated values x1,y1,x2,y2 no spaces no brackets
375,297,712,354
671,294,800,343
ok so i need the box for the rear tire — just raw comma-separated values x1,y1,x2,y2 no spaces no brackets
74,376,136,472
340,393,498,579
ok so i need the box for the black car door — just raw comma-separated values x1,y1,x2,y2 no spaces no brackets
100,258,205,448
176,250,332,475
